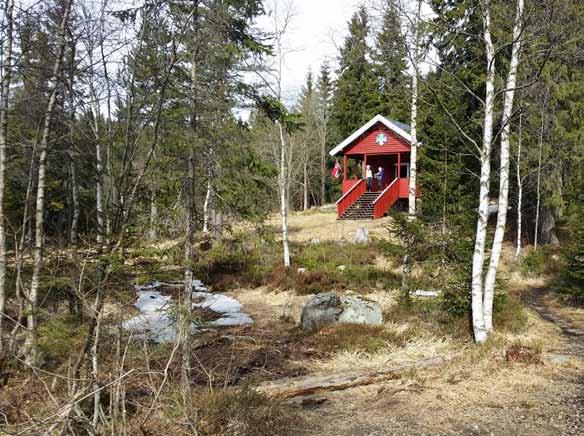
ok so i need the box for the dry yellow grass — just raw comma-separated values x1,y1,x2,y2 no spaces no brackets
265,209,397,243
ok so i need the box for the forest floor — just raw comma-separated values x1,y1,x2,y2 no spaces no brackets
231,211,584,435
231,284,584,436
2,211,583,435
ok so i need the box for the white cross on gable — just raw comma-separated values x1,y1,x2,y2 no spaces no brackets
376,133,388,146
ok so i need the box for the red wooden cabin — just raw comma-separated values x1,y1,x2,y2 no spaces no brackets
330,115,420,220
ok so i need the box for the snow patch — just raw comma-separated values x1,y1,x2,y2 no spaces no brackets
122,281,253,343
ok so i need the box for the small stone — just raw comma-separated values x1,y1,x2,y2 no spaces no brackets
297,268,307,274
337,265,346,271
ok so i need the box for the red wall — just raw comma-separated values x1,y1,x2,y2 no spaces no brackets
345,123,411,156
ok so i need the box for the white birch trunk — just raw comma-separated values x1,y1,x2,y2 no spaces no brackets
408,0,422,217
25,0,73,364
203,171,212,234
483,0,524,334
0,0,15,353
470,0,495,344
278,121,291,267
515,114,523,259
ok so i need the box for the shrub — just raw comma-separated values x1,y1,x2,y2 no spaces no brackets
314,323,413,354
38,315,85,367
195,389,303,436
557,205,584,304
520,246,561,276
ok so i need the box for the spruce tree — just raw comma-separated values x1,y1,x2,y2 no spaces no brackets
330,6,381,142
316,61,333,204
373,0,409,121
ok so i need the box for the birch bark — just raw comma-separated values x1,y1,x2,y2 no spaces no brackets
25,0,73,364
470,0,495,344
278,121,291,267
483,0,525,334
408,0,422,217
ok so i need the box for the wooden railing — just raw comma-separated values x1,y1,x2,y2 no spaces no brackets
337,179,365,218
373,178,399,219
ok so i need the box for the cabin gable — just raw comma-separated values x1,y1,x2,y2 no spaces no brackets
344,123,411,155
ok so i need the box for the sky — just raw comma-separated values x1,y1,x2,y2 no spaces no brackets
257,0,363,105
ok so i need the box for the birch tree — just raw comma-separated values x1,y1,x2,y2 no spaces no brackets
24,0,73,364
408,0,422,217
470,0,495,344
482,0,525,334
0,0,15,353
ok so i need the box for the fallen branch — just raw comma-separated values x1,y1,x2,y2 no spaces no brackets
257,354,458,399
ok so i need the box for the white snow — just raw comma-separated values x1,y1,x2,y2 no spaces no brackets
122,280,253,343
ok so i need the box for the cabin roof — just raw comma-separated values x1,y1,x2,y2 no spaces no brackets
329,114,412,156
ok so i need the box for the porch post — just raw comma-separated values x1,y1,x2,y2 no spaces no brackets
363,154,367,179
397,152,401,179
343,154,348,182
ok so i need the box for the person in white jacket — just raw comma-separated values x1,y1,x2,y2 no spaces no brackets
365,165,373,191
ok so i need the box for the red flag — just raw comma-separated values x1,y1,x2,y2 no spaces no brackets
331,160,342,179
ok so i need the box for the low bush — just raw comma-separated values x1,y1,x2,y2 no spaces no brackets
520,246,562,276
38,315,86,367
314,323,414,354
557,205,584,304
194,389,303,436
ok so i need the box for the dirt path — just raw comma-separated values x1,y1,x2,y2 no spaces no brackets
296,289,584,436
523,287,584,360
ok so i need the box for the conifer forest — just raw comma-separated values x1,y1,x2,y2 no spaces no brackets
0,0,583,434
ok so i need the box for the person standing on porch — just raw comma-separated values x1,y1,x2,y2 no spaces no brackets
376,166,384,191
365,165,373,191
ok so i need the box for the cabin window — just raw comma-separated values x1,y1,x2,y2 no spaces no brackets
393,163,410,178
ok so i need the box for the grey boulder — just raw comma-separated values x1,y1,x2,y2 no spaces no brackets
300,292,383,330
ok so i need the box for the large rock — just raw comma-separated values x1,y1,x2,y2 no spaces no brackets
353,227,371,244
300,292,383,330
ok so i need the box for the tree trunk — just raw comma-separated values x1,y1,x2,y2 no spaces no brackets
408,0,422,218
483,0,524,334
515,114,523,259
320,124,327,206
69,155,80,244
24,0,73,364
303,159,309,211
534,110,544,250
0,0,15,354
278,121,291,268
182,148,195,402
149,185,158,240
470,0,495,345
203,173,212,234
258,354,458,399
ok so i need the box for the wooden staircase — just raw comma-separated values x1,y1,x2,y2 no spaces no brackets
339,192,379,220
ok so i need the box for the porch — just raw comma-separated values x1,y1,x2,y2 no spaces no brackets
336,153,416,220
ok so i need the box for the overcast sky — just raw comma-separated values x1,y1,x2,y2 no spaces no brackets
257,0,363,105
